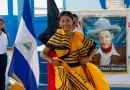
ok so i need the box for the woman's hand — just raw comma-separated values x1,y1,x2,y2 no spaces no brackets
51,60,61,66
12,44,16,49
80,57,91,65
10,44,16,50
7,44,16,51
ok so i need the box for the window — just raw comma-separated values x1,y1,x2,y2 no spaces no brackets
13,0,64,16
34,0,64,16
0,0,8,15
13,0,18,15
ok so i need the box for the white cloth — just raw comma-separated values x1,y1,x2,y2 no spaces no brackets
96,44,120,65
0,31,8,54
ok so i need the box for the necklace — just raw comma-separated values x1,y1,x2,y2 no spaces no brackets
68,32,73,39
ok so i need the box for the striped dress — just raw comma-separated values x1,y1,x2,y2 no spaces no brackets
46,29,109,90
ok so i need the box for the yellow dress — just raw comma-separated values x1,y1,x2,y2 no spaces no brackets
46,29,110,90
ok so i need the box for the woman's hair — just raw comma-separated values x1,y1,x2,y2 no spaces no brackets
72,14,78,25
0,17,9,40
72,14,78,20
58,11,73,21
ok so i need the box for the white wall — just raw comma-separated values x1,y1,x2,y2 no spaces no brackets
66,0,102,10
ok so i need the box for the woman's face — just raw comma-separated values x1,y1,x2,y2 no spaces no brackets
59,15,73,31
97,30,113,49
0,20,4,30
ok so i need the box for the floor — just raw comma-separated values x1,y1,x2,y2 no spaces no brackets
38,86,47,90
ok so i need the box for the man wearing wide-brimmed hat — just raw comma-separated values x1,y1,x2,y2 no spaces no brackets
87,18,126,65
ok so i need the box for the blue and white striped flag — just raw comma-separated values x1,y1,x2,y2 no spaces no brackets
8,0,39,90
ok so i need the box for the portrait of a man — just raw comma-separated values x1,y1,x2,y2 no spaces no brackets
82,16,127,72
87,18,126,65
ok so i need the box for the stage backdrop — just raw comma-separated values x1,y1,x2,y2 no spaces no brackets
72,9,130,86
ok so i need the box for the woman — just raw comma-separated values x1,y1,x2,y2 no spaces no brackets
47,13,79,90
40,11,109,90
0,17,14,90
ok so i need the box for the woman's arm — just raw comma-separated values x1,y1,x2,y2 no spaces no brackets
88,48,97,60
7,44,15,51
80,48,97,65
40,46,60,66
40,46,52,63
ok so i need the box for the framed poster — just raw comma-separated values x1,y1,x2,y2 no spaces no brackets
82,15,127,73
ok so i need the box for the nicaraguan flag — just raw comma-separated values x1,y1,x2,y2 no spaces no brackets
8,0,39,90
